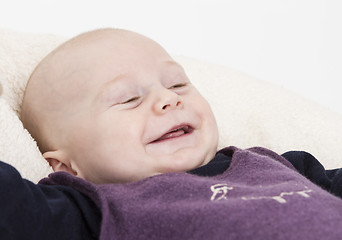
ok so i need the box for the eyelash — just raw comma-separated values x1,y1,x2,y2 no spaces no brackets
168,82,188,89
121,96,141,104
119,82,188,105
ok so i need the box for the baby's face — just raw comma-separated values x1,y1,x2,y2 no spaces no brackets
41,30,219,183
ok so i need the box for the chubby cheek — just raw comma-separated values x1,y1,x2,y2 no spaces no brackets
202,104,219,145
189,93,219,149
187,92,217,126
78,115,146,182
96,113,146,156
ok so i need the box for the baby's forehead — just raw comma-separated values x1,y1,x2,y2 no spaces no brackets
33,29,180,104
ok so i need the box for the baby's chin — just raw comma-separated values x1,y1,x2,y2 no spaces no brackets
154,148,215,176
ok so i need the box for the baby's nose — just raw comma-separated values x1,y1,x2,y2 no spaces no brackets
161,100,183,110
154,90,184,114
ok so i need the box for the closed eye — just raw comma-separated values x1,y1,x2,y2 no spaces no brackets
168,83,188,89
121,96,141,104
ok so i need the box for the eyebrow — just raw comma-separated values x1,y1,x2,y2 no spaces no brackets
162,60,185,70
95,74,129,104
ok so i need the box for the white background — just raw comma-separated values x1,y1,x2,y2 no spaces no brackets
1,0,341,115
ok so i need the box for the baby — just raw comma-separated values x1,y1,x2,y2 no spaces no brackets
2,28,342,240
20,28,219,184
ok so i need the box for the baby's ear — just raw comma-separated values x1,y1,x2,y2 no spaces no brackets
43,150,78,176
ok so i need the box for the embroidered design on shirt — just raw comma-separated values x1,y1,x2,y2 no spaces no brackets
210,184,313,204
241,186,313,204
210,183,234,201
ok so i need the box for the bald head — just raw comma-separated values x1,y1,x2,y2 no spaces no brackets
21,28,165,153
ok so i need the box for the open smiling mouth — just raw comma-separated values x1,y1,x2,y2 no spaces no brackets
151,125,194,143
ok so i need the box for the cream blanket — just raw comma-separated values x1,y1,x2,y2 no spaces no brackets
1,28,342,183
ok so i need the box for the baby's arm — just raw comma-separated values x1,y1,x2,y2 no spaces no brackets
282,151,342,198
0,161,100,240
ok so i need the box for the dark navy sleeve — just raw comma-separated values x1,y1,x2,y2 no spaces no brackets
281,151,342,198
0,161,100,240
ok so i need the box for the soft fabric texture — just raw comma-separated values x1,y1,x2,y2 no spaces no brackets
1,28,342,182
0,29,65,182
3,147,342,240
0,160,100,240
41,147,342,240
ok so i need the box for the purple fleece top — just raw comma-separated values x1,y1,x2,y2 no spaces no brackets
42,146,342,239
